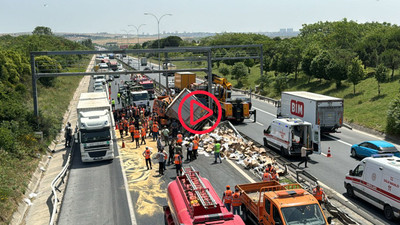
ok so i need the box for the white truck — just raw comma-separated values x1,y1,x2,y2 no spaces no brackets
277,91,344,133
344,154,400,220
263,118,320,156
130,90,150,109
140,57,147,66
76,93,114,162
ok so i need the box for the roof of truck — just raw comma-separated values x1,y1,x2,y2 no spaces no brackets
283,91,343,101
363,155,400,170
79,92,107,100
265,189,319,208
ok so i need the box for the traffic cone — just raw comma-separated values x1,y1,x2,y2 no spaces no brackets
327,147,332,157
121,140,125,148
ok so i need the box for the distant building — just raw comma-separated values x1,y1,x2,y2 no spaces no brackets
287,28,293,33
279,28,287,33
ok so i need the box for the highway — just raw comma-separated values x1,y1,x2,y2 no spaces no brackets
123,56,399,225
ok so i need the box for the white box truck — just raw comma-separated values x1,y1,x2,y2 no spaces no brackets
76,95,114,162
277,91,344,133
263,118,320,156
344,154,400,220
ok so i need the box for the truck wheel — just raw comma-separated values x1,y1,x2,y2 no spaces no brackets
351,148,358,158
384,204,395,220
346,184,355,198
281,147,288,156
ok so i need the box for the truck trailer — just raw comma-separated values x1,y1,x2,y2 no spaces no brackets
76,94,114,162
164,166,244,225
237,181,331,225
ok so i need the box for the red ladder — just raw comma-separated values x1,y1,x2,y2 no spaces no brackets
183,166,217,209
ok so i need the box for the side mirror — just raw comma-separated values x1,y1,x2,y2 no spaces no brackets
349,170,353,176
327,216,332,224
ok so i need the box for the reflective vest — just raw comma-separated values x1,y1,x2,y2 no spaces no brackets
263,172,272,182
152,124,159,132
193,140,199,150
134,129,140,139
144,149,151,159
163,152,168,160
174,154,182,165
177,134,183,144
214,143,221,153
265,166,274,173
223,190,233,204
117,93,120,98
119,122,124,131
141,128,146,137
232,192,241,206
272,173,279,181
112,100,115,105
313,188,324,201
129,125,135,133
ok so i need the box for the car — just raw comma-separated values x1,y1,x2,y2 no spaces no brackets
95,78,106,85
351,140,400,158
144,67,151,71
93,82,103,90
168,80,175,88
94,86,105,92
106,75,114,81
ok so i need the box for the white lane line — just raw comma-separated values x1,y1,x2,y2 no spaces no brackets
225,158,256,183
321,152,327,157
324,135,352,147
252,106,276,117
255,122,264,127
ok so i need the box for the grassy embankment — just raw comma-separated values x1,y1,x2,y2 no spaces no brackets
168,61,399,133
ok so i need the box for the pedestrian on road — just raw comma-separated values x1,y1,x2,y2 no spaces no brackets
134,128,141,148
222,185,233,212
152,122,159,141
168,141,176,165
143,147,152,170
118,120,124,138
162,126,170,146
117,92,121,104
313,183,326,205
64,122,72,148
262,169,273,182
298,146,309,168
174,151,183,177
192,137,199,160
232,188,241,216
111,98,115,110
156,149,167,175
265,163,274,173
213,140,222,163
129,124,135,142
123,118,129,136
141,126,147,145
176,132,183,146
157,136,163,152
162,148,168,170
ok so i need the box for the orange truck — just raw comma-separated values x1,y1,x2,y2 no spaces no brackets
174,72,196,91
236,181,332,225
153,95,173,125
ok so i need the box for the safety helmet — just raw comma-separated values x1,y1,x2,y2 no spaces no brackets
226,185,230,189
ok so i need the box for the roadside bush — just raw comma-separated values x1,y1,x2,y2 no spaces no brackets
386,96,400,135
218,66,230,76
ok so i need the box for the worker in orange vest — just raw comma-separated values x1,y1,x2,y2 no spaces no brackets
271,169,279,182
129,124,135,142
142,147,152,170
134,128,141,148
262,169,273,182
123,118,129,136
174,151,183,176
265,163,274,173
141,126,146,145
313,184,326,205
118,121,124,138
176,132,183,145
152,123,159,141
222,185,233,212
231,187,241,215
192,138,199,160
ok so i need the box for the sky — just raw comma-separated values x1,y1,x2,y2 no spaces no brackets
1,0,399,34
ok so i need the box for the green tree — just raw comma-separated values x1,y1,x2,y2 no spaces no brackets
381,49,400,81
163,36,183,47
231,62,248,80
244,59,255,73
272,73,287,95
386,96,400,135
32,26,53,35
218,66,230,76
35,56,62,87
301,45,320,83
348,57,365,94
374,64,387,95
310,50,331,81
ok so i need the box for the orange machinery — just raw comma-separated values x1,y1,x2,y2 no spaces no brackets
153,95,173,125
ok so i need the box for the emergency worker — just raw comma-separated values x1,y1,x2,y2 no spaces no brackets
134,128,141,148
263,169,273,182
152,122,159,141
213,140,222,163
141,126,146,145
129,124,135,142
222,185,233,212
176,132,183,145
192,138,199,160
174,151,183,176
111,98,115,110
143,147,152,170
313,184,326,205
232,188,241,215
271,169,279,182
118,120,124,137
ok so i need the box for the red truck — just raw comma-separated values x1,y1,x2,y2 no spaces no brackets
164,167,245,225
139,80,154,99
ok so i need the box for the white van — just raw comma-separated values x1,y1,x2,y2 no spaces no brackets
344,154,400,220
263,118,320,156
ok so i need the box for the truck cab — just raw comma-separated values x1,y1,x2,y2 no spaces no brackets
263,118,319,156
237,181,331,225
130,90,150,108
139,80,154,99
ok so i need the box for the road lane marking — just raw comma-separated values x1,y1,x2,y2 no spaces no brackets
255,122,264,126
225,158,256,183
324,135,352,147
252,106,276,117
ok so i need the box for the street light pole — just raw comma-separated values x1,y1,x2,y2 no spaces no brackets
144,12,172,90
128,24,145,70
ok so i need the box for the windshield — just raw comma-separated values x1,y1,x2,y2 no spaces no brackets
142,83,153,89
132,93,149,101
381,146,398,153
281,204,326,225
81,128,111,143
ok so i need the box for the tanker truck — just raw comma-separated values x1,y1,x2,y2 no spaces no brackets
164,166,244,225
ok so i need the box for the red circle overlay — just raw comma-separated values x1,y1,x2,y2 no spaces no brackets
178,90,222,135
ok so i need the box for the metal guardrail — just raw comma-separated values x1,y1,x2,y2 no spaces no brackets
231,87,279,106
49,137,74,225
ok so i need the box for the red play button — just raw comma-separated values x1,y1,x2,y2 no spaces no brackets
190,100,213,125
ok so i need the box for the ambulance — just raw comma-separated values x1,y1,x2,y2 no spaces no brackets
344,154,400,220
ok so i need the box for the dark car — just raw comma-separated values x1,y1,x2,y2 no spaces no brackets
351,140,400,158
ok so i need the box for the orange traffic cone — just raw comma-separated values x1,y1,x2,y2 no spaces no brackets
327,147,332,157
122,140,125,148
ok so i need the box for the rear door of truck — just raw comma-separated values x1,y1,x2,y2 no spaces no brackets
317,100,343,132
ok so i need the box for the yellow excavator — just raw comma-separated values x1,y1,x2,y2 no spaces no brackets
200,74,256,123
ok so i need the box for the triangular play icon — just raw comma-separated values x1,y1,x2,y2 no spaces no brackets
190,99,214,126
